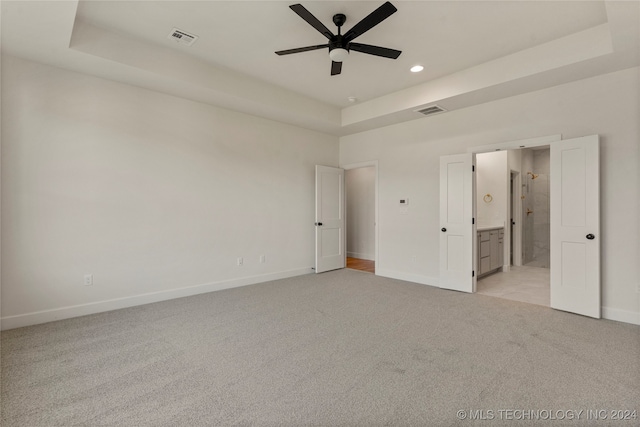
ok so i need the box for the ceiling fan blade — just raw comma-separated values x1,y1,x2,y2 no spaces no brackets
275,44,329,56
343,2,397,43
348,43,401,59
289,4,335,40
331,61,342,76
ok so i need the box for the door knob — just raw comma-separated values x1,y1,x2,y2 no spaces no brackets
441,227,447,232
586,233,595,240
315,222,323,226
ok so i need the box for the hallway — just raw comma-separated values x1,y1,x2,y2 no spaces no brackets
346,257,375,274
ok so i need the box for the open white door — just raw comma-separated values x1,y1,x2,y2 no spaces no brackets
315,165,345,273
550,135,600,318
440,153,475,292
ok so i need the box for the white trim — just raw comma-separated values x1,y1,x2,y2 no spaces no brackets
341,160,378,170
341,160,379,274
376,268,439,288
467,134,561,154
510,169,523,267
602,306,640,326
5,268,636,329
0,268,311,330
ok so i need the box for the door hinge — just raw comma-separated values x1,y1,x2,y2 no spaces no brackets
472,165,475,172
472,270,475,277
472,217,475,225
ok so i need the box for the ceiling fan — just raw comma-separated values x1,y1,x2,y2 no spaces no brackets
275,2,402,76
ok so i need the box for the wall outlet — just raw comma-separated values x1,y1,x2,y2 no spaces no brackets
237,257,243,266
84,274,93,286
259,255,266,263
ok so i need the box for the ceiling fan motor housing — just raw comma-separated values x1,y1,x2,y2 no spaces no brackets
329,36,347,52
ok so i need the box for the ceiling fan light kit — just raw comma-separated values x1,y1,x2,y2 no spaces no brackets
329,48,349,62
275,2,402,75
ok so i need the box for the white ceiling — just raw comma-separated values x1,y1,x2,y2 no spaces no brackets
2,1,639,135
74,0,607,107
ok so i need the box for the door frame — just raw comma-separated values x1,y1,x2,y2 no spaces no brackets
509,170,523,267
468,134,561,154
341,160,379,272
468,134,561,278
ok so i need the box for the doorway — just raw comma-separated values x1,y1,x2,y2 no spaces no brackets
475,147,551,307
343,162,378,274
346,257,375,273
439,135,600,317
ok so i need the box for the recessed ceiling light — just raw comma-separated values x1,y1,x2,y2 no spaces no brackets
410,65,424,73
347,96,358,103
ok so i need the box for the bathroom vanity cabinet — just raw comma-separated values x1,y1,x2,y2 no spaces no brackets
477,226,504,277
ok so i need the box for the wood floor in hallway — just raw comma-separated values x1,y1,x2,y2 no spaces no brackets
346,257,375,273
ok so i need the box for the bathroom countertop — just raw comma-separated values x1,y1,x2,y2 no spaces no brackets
477,225,504,232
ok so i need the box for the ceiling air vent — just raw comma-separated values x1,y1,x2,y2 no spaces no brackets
168,28,198,46
415,105,447,116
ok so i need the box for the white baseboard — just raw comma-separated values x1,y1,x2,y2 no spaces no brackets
379,271,640,326
346,252,374,261
375,268,439,288
6,268,636,330
602,306,640,325
1,268,312,330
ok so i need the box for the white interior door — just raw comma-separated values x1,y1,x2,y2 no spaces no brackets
550,135,600,318
315,165,345,273
440,154,475,292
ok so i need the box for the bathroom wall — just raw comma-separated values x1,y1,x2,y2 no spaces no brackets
521,149,534,263
476,151,507,227
531,149,550,268
521,148,551,267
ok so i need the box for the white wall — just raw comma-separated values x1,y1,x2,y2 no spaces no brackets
345,167,375,260
476,151,507,227
340,67,640,324
1,55,339,328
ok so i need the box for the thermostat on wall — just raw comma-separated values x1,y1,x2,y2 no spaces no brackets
399,198,409,215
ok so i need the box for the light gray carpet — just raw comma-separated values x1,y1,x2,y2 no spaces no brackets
2,269,639,426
